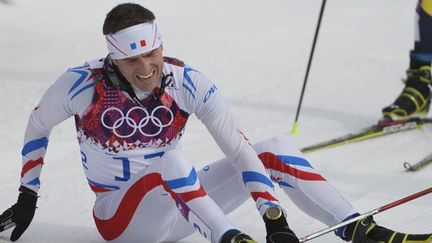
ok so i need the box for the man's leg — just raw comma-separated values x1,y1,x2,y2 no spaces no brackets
382,0,432,121
253,135,432,242
92,159,178,243
194,136,355,241
159,150,240,243
92,149,253,243
254,135,357,226
197,157,250,214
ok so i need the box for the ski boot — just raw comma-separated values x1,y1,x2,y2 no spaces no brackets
344,216,432,243
382,65,431,121
263,206,299,243
220,229,257,243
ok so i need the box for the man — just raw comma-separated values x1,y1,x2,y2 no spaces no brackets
382,0,432,120
0,3,431,243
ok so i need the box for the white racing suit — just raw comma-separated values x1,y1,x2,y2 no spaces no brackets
19,57,357,242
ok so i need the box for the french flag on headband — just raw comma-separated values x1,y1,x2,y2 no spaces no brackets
105,22,162,60
130,39,147,50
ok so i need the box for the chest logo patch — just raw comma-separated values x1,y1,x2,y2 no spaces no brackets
101,106,174,138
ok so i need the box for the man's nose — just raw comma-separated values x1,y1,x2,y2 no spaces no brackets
137,56,150,67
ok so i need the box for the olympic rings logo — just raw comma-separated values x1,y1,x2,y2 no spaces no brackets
101,106,174,138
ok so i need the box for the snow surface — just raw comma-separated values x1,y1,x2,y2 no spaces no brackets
0,0,431,242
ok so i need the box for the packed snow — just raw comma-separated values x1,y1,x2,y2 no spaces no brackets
0,0,430,242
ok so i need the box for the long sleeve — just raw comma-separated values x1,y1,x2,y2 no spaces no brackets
183,67,280,214
20,66,94,192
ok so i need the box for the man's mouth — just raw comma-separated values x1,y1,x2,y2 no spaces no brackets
136,70,155,80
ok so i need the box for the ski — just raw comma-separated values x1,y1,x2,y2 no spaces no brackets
403,153,432,171
301,118,432,153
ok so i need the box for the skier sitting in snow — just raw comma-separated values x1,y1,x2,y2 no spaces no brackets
0,3,431,243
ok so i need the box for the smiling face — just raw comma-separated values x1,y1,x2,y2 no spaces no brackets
113,46,164,92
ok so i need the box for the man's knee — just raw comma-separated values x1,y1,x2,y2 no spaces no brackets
161,150,198,186
253,135,302,157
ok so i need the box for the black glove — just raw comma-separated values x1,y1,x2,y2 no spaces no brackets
0,186,38,242
263,206,300,243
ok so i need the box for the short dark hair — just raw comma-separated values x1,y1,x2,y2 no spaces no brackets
103,3,156,35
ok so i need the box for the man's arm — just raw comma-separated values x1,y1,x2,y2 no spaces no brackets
185,68,281,214
0,65,94,241
20,67,94,193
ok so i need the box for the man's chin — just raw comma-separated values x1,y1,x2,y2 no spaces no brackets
137,82,158,92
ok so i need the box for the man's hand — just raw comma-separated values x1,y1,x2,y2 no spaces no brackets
0,186,38,242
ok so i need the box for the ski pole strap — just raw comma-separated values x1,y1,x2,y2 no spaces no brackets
299,187,432,242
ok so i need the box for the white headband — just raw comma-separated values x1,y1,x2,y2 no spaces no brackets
105,22,162,60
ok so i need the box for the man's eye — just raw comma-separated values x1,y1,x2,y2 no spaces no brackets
126,58,137,63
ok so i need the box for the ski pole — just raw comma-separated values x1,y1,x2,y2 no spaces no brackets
299,186,432,242
290,0,327,135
